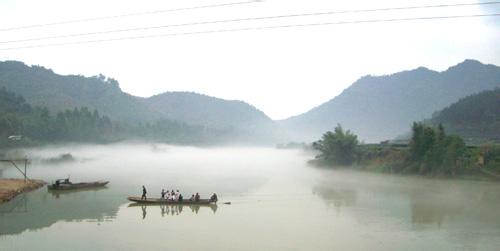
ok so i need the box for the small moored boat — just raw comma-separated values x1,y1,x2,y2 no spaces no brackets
48,178,109,190
127,196,215,205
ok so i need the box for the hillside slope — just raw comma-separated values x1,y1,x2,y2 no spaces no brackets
430,88,500,143
144,91,272,130
0,61,156,122
281,60,500,142
0,61,274,143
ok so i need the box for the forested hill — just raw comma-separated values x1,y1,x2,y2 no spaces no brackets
280,59,500,143
0,61,273,137
0,87,113,145
0,87,220,146
430,88,500,143
144,92,272,129
0,61,156,122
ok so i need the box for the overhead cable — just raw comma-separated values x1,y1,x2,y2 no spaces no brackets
1,13,498,51
0,0,261,32
1,1,499,44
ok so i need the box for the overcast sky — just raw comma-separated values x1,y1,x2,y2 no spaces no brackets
1,0,499,120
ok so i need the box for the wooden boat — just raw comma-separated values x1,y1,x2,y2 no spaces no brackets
127,196,215,205
47,181,109,190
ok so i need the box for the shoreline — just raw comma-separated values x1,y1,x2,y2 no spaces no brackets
0,179,46,204
309,160,500,182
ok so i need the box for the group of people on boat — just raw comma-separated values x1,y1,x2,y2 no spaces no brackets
161,189,184,202
140,186,218,203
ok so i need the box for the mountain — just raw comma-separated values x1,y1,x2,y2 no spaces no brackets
429,88,500,144
0,61,274,143
281,60,500,143
0,61,157,122
143,92,276,142
144,92,272,130
3,59,499,145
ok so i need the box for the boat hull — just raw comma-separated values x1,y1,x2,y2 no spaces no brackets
127,196,215,205
47,181,109,190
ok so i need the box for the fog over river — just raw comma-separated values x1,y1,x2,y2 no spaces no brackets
1,144,499,250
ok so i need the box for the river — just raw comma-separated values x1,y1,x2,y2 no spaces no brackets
0,144,499,250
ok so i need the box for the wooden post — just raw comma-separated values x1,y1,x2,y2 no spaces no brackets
24,159,27,182
0,158,29,181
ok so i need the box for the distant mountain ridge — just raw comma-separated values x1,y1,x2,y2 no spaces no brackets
1,59,499,145
280,59,500,142
0,61,273,142
144,91,271,130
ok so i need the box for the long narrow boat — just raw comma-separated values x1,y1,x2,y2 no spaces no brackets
127,196,215,205
47,181,109,190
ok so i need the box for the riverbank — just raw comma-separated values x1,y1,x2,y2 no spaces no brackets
309,143,500,181
0,179,46,203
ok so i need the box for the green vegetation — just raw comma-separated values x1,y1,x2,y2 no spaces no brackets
430,88,500,144
312,125,359,165
407,123,466,175
0,61,274,143
312,123,500,178
0,87,221,147
0,87,113,146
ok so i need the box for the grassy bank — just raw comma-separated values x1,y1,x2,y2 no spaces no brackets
0,179,46,203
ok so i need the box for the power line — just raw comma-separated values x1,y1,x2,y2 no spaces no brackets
0,0,261,32
2,1,499,44
1,13,499,51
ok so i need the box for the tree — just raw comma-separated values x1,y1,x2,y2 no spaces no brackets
409,122,466,175
313,124,359,165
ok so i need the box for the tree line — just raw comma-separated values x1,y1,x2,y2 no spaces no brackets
312,123,498,176
0,87,223,147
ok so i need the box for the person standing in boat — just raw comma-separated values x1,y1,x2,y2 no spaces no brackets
161,189,166,199
195,192,200,202
210,193,218,203
141,185,147,200
166,190,170,200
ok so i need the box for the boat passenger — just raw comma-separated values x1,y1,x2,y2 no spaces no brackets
178,194,183,202
195,192,200,202
175,190,180,201
190,194,195,201
166,191,171,201
161,189,166,199
141,185,147,200
210,193,218,203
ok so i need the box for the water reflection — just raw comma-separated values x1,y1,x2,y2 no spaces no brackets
410,192,464,227
313,171,500,235
48,187,109,199
0,187,122,235
312,185,357,211
129,203,218,219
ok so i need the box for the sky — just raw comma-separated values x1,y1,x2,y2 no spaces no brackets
0,0,499,120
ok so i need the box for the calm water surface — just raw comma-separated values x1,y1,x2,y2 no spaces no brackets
0,144,499,250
